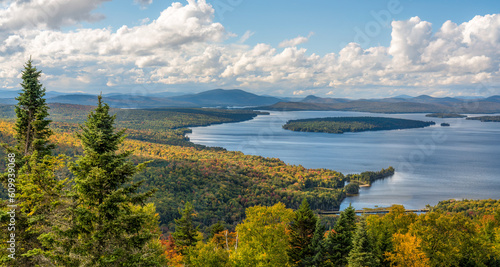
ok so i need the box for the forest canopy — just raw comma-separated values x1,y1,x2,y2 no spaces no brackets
425,113,467,118
283,116,436,134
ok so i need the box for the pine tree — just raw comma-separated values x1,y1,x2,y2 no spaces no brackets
347,218,378,267
66,95,164,266
173,202,199,254
14,58,54,160
288,198,318,266
324,204,357,266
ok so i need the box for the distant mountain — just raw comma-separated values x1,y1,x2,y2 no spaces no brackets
300,95,350,104
0,89,21,98
393,94,413,99
259,94,500,114
41,89,282,108
0,98,16,105
3,88,500,112
485,95,500,103
46,94,196,108
168,89,283,107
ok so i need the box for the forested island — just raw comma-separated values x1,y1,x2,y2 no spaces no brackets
282,116,436,134
466,115,500,122
426,112,467,118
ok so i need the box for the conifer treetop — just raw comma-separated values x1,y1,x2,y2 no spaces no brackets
14,57,53,158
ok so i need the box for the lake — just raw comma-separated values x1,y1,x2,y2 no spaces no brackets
187,111,500,210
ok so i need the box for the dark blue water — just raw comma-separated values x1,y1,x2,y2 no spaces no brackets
187,111,500,210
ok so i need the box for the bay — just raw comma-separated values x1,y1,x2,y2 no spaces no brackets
187,111,500,210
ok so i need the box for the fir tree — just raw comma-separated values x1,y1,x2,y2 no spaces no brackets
288,198,318,266
14,58,54,160
324,204,357,266
173,202,199,254
347,218,378,267
306,218,327,267
0,59,63,266
67,95,164,266
209,221,225,239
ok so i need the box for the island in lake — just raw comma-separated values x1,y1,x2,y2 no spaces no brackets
282,116,436,134
466,116,500,122
426,113,467,118
441,123,450,127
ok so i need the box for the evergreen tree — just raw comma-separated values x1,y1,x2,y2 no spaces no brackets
0,59,63,266
288,198,318,266
306,218,327,267
173,202,199,254
324,204,357,266
209,221,225,240
347,218,378,267
66,95,164,266
13,58,54,160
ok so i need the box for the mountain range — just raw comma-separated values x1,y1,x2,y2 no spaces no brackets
261,94,500,113
1,89,500,113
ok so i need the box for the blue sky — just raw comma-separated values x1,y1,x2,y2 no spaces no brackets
86,0,500,54
1,0,500,98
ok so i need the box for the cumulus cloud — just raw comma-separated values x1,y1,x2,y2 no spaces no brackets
389,16,432,66
0,0,499,97
0,0,111,31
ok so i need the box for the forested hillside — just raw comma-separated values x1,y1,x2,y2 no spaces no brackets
0,104,348,232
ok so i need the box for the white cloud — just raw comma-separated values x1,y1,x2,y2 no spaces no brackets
0,1,499,97
238,30,254,43
134,0,152,7
0,0,111,31
278,32,313,48
388,16,432,66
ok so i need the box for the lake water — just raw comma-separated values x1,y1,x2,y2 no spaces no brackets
187,111,500,210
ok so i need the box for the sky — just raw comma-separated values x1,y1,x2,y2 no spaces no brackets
1,0,500,98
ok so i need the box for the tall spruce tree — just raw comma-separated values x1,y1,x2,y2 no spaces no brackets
0,59,65,266
173,202,199,254
306,218,327,267
324,204,357,266
288,198,318,266
67,95,164,266
347,218,378,267
14,58,54,160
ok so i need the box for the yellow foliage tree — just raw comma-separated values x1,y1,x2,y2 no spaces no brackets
231,202,294,267
385,232,430,267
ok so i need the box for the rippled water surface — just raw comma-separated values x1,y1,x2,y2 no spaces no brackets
187,111,500,210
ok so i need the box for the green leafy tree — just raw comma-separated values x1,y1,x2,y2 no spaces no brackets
183,237,231,267
324,204,356,266
173,202,200,254
366,215,392,267
64,95,164,266
288,199,318,266
347,218,378,267
231,202,294,267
